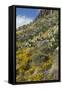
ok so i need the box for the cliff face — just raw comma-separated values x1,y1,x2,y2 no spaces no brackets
16,9,59,82
34,9,54,21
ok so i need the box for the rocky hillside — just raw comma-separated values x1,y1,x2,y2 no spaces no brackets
16,9,59,82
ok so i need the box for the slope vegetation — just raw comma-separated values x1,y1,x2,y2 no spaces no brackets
16,9,59,82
